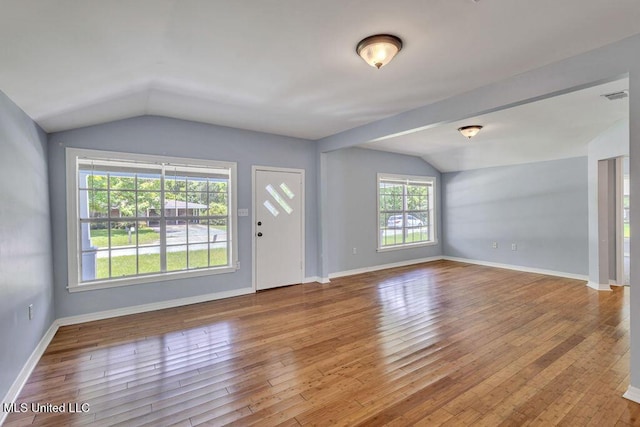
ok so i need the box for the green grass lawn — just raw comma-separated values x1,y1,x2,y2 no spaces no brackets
382,229,429,246
97,248,228,278
625,223,630,239
91,228,160,248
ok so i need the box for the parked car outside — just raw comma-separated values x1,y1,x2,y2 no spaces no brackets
387,214,423,228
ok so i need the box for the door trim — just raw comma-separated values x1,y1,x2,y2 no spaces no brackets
251,165,305,292
615,156,624,285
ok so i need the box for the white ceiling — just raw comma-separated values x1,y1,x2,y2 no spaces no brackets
360,79,630,172
1,0,639,142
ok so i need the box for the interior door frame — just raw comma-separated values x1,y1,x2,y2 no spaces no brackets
251,165,305,292
615,156,624,285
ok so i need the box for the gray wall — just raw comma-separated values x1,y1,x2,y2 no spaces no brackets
315,32,640,391
2,29,640,398
0,91,54,400
325,147,442,274
442,157,588,275
48,116,317,318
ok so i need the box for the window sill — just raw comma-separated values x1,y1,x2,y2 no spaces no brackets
376,240,439,253
67,265,238,293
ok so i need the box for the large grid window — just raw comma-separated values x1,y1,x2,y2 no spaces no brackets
66,149,237,290
377,173,436,250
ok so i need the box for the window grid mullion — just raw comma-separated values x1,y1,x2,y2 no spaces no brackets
160,166,167,272
185,180,189,269
78,172,85,281
207,180,211,268
135,174,139,276
107,173,112,278
378,177,434,248
227,182,231,265
73,153,234,286
402,183,408,245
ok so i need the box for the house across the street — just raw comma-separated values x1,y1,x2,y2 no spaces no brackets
147,200,208,225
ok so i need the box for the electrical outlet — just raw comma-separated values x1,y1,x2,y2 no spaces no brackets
28,304,33,320
511,243,517,251
352,247,357,255
492,242,498,249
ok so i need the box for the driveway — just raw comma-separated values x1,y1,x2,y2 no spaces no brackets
164,224,226,245
97,224,227,258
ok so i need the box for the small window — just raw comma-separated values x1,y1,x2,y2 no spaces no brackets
377,173,437,250
66,148,238,291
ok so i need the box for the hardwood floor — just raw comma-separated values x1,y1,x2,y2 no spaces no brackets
5,260,639,426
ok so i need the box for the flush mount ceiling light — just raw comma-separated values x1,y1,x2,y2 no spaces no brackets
458,125,483,139
356,34,403,69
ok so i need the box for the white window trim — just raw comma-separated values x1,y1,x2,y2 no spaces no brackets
65,147,239,292
376,172,438,252
376,241,439,253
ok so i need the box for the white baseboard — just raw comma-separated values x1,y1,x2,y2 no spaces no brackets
587,281,613,291
443,256,589,282
1,321,59,426
624,386,640,403
328,256,444,280
1,286,256,424
57,287,255,326
0,256,598,427
609,280,627,287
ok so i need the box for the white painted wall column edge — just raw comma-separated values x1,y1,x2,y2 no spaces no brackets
627,67,640,388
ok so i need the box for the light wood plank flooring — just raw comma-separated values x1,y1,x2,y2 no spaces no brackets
5,260,639,426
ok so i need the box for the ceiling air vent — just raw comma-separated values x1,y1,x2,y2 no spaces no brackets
601,90,629,101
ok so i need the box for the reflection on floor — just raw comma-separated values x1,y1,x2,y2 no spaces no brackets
5,260,638,426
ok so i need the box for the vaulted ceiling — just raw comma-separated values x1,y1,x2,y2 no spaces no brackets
359,79,629,172
0,0,638,170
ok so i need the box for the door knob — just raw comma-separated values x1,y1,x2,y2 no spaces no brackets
257,221,262,226
257,232,263,237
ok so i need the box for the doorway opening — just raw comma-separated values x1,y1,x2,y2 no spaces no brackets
620,157,630,286
601,156,630,287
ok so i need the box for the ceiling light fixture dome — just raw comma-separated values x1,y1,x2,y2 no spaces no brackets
356,34,403,69
458,125,483,139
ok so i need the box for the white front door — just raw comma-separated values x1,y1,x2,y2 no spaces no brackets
254,168,303,290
